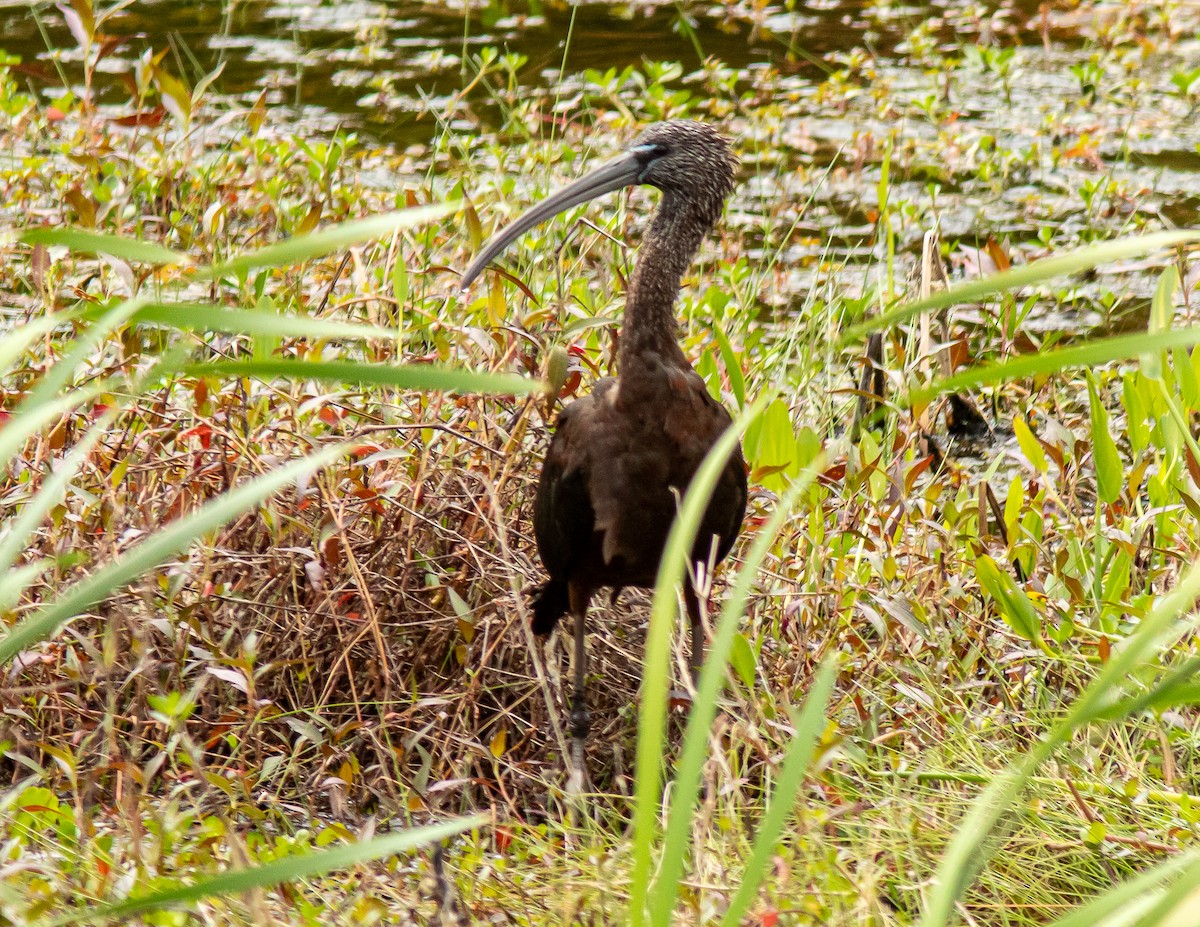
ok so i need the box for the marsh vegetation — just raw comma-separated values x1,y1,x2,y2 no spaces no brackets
4,1,1200,924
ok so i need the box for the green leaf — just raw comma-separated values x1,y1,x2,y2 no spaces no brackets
180,359,537,396
1144,266,1179,381
1122,371,1150,453
203,205,454,279
19,228,190,265
746,398,798,493
113,302,404,343
1088,657,1200,722
711,322,746,410
1013,415,1048,473
1174,346,1198,410
1086,372,1122,505
729,633,756,690
976,554,1042,643
51,815,487,925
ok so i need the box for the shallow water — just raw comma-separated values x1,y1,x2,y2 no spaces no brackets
3,0,1199,330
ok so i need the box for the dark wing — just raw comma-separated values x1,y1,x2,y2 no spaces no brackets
663,374,748,568
533,391,602,584
709,439,748,564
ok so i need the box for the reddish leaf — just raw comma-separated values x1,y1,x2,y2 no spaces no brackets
63,187,96,227
905,453,936,493
1186,445,1200,489
985,236,1011,272
949,336,969,371
560,370,582,398
110,106,166,128
322,535,342,571
178,423,213,449
31,243,49,291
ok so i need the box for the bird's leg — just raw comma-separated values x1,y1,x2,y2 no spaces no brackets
567,582,592,795
683,577,704,689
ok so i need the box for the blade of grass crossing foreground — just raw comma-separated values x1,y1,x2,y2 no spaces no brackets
909,326,1200,406
203,204,454,280
838,230,1200,345
652,461,822,924
0,311,81,373
918,555,1200,927
50,814,488,925
19,295,149,410
180,359,537,396
18,228,190,266
1125,857,1200,927
630,392,772,927
0,443,347,665
0,414,116,573
121,302,403,343
0,561,53,613
1046,850,1200,927
718,658,837,927
0,384,108,469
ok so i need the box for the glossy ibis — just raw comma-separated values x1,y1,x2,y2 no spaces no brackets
460,121,747,777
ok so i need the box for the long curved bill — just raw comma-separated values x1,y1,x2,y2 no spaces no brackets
459,151,642,288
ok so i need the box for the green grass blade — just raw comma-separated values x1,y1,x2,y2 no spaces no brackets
0,311,81,374
1086,371,1122,505
0,415,115,573
839,230,1200,345
19,296,148,409
910,326,1200,405
718,657,837,927
975,555,1043,645
110,302,404,343
653,460,822,925
919,555,1200,926
0,384,108,469
1046,850,1200,927
630,393,772,927
180,359,537,395
49,814,487,925
18,228,191,266
0,444,347,665
1087,656,1200,722
0,561,51,613
202,205,454,280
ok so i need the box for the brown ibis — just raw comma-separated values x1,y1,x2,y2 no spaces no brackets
460,120,747,777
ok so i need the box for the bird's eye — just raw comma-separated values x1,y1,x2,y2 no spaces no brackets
632,142,670,161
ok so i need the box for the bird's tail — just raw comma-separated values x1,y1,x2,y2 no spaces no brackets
529,578,569,635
